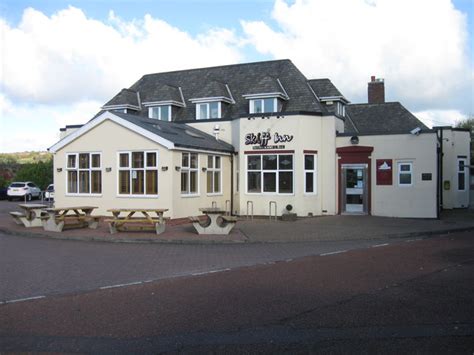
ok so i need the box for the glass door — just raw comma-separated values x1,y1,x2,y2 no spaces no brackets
341,165,367,214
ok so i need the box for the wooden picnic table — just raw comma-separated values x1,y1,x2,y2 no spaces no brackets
42,206,99,232
190,207,237,235
106,208,169,235
10,203,48,228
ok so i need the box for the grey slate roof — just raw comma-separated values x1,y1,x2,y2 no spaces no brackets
105,60,325,121
344,102,429,135
142,84,182,104
112,111,234,153
103,88,139,108
308,79,344,99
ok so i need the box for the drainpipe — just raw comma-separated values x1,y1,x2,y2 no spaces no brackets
230,153,234,216
436,128,444,219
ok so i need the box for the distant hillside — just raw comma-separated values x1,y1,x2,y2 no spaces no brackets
0,151,52,164
0,152,53,188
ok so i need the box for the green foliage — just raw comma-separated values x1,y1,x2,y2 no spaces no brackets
455,117,474,131
0,151,52,164
0,175,10,188
14,159,53,190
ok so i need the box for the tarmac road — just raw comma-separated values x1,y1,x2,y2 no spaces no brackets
1,230,473,353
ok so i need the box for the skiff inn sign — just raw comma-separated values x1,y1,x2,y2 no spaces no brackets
245,132,294,150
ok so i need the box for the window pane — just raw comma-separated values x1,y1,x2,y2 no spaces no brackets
91,154,100,168
132,170,144,194
79,171,90,193
182,153,189,167
215,156,221,169
119,171,130,194
132,152,144,168
208,156,213,168
181,172,188,193
91,171,102,193
199,104,207,119
79,153,89,169
146,152,157,167
263,172,276,192
210,102,219,118
305,172,314,193
400,164,411,172
67,171,77,193
214,171,220,193
305,155,314,170
263,155,277,170
248,155,261,170
458,173,465,190
161,106,170,121
399,173,411,185
67,155,76,168
263,98,274,112
146,170,158,194
190,153,198,169
279,172,293,193
119,153,129,168
207,171,213,192
190,171,197,193
150,107,159,119
279,155,293,170
253,100,262,113
247,172,261,193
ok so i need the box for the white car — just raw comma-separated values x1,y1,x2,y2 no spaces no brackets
44,184,54,201
7,182,42,201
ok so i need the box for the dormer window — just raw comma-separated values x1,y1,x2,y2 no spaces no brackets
336,102,345,117
149,105,171,121
196,102,221,120
250,98,280,114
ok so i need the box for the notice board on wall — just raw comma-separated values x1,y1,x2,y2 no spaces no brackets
376,159,393,185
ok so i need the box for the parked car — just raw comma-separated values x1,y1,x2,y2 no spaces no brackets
0,187,7,200
44,184,54,201
7,182,42,201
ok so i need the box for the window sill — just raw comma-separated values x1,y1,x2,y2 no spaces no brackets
116,194,160,198
181,194,200,198
66,194,103,197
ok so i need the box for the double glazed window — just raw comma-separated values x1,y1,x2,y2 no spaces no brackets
118,151,158,195
247,154,293,194
249,98,278,114
196,102,220,119
457,158,467,191
67,153,102,194
149,105,171,121
304,154,317,194
398,162,413,186
207,155,221,194
181,152,199,195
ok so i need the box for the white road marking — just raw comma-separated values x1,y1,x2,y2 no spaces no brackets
99,281,143,290
320,250,348,256
371,243,389,248
5,295,45,304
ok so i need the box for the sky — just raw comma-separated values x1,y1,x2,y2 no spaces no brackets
0,0,473,152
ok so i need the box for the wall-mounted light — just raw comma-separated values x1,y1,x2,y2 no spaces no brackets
202,167,207,172
175,166,181,172
350,136,359,145
106,167,112,172
56,168,63,173
161,166,168,172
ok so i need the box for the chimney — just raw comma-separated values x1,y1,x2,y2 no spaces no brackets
368,76,385,104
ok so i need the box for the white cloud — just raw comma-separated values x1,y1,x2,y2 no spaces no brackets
415,109,467,128
242,0,472,112
0,7,243,105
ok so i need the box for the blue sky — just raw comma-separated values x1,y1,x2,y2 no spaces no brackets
0,0,473,152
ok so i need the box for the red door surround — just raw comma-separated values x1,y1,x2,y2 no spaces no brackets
336,146,374,214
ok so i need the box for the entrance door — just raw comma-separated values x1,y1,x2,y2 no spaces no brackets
341,165,368,214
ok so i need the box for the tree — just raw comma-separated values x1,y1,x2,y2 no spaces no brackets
14,159,53,190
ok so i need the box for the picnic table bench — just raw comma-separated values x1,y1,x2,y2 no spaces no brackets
10,204,48,228
190,207,237,235
106,208,169,235
42,206,99,232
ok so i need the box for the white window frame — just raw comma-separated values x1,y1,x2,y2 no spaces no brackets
148,105,171,121
398,161,413,187
196,102,221,120
117,150,159,197
246,154,294,195
66,152,102,196
304,154,318,195
336,102,345,117
457,157,467,191
181,152,200,196
207,155,222,195
249,98,278,114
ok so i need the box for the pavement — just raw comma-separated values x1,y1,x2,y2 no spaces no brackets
1,230,473,353
1,199,474,243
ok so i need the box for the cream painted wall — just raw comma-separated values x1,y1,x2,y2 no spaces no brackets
235,114,338,217
337,133,438,218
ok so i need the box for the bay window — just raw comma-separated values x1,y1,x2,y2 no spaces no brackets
118,151,158,195
181,152,199,195
67,152,102,194
247,154,293,194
